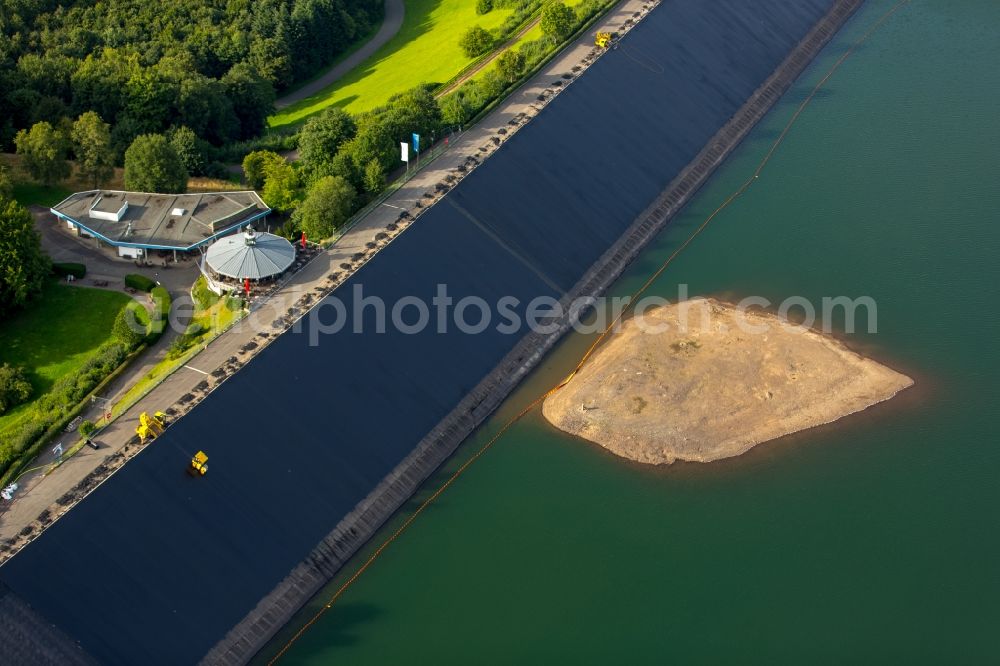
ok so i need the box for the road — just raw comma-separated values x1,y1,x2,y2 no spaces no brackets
274,0,407,110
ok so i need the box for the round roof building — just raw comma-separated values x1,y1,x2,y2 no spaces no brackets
205,228,295,281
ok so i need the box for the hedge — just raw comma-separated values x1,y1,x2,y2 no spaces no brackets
124,273,157,292
146,286,172,343
52,262,87,279
0,341,138,485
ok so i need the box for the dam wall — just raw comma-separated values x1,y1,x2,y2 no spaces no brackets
0,1,862,663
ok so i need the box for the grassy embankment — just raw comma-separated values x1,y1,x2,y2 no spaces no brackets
107,276,244,420
0,282,131,448
465,0,586,84
269,0,516,127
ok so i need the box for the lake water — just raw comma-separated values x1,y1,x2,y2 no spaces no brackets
266,0,1000,662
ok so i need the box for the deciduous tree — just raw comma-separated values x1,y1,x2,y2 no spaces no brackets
299,108,357,178
123,133,189,193
0,364,32,416
362,158,385,196
71,111,114,188
242,150,287,190
14,121,71,186
167,125,208,177
222,62,277,140
541,1,576,42
260,160,302,213
496,49,526,84
459,26,494,58
0,197,50,316
292,175,356,240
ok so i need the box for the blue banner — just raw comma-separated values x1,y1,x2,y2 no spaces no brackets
412,133,420,153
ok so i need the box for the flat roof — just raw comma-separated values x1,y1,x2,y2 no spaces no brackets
50,190,270,251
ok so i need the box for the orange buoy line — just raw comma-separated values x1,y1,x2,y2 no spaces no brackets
267,2,909,661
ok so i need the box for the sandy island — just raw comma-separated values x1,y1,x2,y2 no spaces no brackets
542,298,913,464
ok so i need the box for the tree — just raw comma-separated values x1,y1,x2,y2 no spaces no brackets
123,134,188,193
476,0,493,14
222,62,276,140
362,158,385,196
14,121,71,186
167,125,208,176
299,107,357,176
242,150,286,190
496,49,526,84
292,175,356,240
459,26,494,58
341,118,394,174
0,364,33,416
71,111,114,188
440,92,473,126
540,1,576,42
0,197,50,316
383,87,443,142
260,160,302,213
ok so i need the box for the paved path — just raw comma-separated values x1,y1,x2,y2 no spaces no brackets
0,0,651,551
274,0,406,110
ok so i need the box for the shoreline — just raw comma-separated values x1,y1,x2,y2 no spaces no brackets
214,1,867,663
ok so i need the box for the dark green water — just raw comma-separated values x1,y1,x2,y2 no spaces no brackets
267,1,1000,662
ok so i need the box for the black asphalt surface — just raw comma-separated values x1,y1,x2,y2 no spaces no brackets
0,1,833,662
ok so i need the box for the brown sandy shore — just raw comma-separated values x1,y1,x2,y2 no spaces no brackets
543,298,913,464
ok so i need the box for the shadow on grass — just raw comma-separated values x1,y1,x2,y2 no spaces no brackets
269,0,456,127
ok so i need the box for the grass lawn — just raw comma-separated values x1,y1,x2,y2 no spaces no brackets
467,0,586,84
0,281,131,437
9,182,73,208
269,0,514,128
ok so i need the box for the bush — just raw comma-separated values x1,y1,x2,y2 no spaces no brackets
459,25,495,58
80,420,96,437
112,305,145,350
476,0,493,14
192,276,220,311
167,322,206,359
0,364,33,415
124,273,157,292
52,262,86,279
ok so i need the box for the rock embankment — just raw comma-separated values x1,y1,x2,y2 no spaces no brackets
543,298,913,464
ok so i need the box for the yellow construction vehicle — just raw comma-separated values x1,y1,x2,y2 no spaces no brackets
135,411,168,443
595,31,614,48
189,451,209,476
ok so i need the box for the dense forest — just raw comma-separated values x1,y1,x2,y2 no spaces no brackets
0,0,383,154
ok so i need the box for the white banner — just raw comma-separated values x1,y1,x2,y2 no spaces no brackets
401,142,409,162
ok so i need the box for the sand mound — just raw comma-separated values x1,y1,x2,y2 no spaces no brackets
542,298,912,464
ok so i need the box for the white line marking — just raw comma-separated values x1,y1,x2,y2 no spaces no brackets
184,365,209,375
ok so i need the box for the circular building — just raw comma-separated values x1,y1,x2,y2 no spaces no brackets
205,228,295,282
